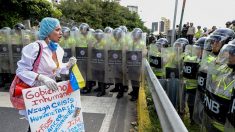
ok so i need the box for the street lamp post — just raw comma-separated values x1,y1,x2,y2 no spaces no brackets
171,0,178,46
179,0,187,37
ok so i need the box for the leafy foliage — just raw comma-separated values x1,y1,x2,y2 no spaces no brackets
0,0,62,28
58,0,148,32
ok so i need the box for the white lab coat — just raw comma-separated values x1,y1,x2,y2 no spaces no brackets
16,40,69,87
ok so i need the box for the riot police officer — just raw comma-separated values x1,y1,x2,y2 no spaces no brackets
192,37,208,125
90,29,107,97
75,23,96,94
107,28,126,98
224,39,235,132
203,43,235,132
182,44,201,124
0,29,11,88
149,38,169,79
162,38,186,112
126,28,146,101
202,28,235,131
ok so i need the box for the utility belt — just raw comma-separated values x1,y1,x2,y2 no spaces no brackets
204,90,232,124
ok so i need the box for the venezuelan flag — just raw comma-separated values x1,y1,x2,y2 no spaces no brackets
67,64,85,94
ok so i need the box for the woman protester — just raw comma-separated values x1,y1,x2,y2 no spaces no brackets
10,17,77,131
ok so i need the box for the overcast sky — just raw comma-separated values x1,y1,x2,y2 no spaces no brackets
120,0,235,29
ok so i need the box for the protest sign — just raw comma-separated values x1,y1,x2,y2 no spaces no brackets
22,81,85,132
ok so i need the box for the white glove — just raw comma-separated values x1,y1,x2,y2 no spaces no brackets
38,74,58,90
67,56,77,69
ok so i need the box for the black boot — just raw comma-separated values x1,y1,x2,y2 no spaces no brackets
123,85,128,92
130,86,139,101
81,81,93,94
110,84,119,92
94,87,101,92
97,82,106,97
116,84,124,99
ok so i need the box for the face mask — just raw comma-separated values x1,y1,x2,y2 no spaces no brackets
48,40,58,52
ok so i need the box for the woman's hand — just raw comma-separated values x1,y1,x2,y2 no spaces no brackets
38,74,58,90
67,56,77,69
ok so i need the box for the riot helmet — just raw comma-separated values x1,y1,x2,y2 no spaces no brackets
94,29,104,41
62,27,70,38
131,28,143,42
89,28,95,34
79,23,90,35
71,26,79,31
119,26,128,33
112,28,123,41
14,23,25,30
217,43,235,70
173,38,189,51
195,37,207,49
155,38,169,48
204,28,235,55
104,27,113,34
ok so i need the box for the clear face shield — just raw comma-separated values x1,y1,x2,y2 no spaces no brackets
205,35,226,55
216,44,232,65
132,31,143,42
155,42,163,52
94,32,104,42
192,45,203,59
104,27,113,34
113,29,123,42
79,25,89,35
173,42,183,52
62,30,70,38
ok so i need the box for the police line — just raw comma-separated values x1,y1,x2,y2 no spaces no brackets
144,59,188,132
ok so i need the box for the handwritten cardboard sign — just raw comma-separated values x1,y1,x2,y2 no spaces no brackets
22,81,85,132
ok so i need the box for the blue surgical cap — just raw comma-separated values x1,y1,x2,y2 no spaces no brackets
38,17,60,40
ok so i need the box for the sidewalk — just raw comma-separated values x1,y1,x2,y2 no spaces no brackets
0,86,137,132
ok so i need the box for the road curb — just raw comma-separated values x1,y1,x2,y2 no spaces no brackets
137,86,151,132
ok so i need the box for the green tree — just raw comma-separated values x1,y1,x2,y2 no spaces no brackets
0,0,62,28
58,0,149,32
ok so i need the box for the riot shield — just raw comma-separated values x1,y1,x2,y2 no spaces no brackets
107,49,122,83
148,44,163,78
203,67,234,131
0,30,11,73
21,30,32,45
224,94,235,132
161,47,182,109
90,48,105,82
203,89,231,131
126,50,142,86
9,30,23,74
193,50,213,124
74,32,94,81
75,47,88,79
